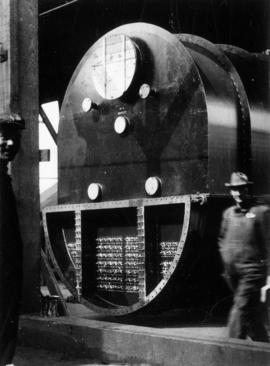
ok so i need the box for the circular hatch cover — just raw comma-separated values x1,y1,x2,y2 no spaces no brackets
90,34,138,100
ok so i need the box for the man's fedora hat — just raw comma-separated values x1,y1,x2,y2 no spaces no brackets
225,172,253,188
0,113,25,129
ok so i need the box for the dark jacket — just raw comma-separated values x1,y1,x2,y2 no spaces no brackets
0,164,23,365
218,203,270,274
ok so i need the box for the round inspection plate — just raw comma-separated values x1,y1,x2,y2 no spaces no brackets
90,34,138,100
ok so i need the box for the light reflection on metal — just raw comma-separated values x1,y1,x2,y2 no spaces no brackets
82,97,98,112
114,115,129,134
139,83,151,99
87,183,102,201
145,177,161,196
206,97,237,127
250,109,270,132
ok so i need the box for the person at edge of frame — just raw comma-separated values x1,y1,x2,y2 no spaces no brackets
0,113,25,365
218,171,270,342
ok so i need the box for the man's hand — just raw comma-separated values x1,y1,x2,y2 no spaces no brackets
261,275,270,302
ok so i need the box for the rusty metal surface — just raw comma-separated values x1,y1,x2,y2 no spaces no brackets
57,23,263,204
58,23,208,204
178,34,251,192
217,44,270,195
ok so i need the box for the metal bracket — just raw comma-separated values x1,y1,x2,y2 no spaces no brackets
191,193,209,205
0,43,8,63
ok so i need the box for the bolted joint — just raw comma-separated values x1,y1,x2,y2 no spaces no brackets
191,193,209,205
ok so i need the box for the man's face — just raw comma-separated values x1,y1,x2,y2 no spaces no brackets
230,186,249,205
0,128,21,162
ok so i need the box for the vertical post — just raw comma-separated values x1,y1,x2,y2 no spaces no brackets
17,0,40,313
137,206,146,300
0,0,40,313
0,1,12,115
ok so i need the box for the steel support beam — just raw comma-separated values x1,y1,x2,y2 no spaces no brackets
0,0,40,313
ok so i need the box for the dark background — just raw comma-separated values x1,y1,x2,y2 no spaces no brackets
39,0,270,104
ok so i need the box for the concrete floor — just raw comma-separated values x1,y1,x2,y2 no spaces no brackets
18,311,270,366
14,346,124,366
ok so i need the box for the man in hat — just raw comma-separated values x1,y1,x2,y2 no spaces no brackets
218,172,270,342
0,113,25,365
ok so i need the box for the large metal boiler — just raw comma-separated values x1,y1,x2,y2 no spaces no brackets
43,23,270,316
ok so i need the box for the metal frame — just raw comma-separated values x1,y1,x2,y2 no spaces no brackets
42,194,207,315
42,210,79,300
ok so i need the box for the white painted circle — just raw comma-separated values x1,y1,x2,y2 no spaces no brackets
145,177,161,196
82,97,92,112
90,34,137,100
139,83,151,99
114,116,129,134
87,183,102,200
